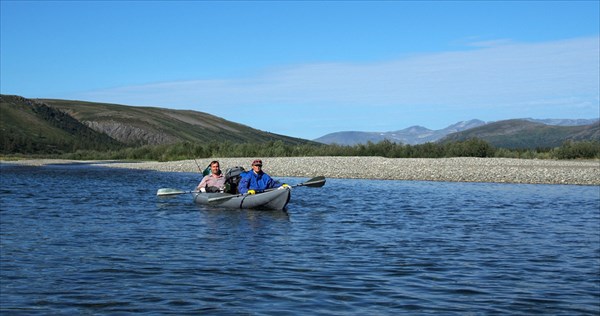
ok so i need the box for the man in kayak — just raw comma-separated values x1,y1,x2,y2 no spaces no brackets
196,160,226,193
238,159,290,195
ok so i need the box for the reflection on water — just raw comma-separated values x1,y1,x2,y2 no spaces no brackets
1,163,599,315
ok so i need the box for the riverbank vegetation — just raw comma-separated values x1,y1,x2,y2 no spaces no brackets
3,139,598,161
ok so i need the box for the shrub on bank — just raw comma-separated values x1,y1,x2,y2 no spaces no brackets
552,141,600,159
7,139,599,161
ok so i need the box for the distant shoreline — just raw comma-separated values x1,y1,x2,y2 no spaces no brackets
2,157,599,186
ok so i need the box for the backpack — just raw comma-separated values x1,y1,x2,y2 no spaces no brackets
224,166,247,194
202,164,211,177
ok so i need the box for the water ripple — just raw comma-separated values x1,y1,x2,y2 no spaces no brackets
1,165,598,315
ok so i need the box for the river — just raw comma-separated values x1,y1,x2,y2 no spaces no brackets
1,163,598,315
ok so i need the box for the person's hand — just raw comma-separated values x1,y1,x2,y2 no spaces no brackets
200,187,206,193
278,184,291,190
248,189,256,195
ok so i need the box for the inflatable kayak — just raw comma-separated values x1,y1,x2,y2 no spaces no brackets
157,176,324,211
193,187,291,210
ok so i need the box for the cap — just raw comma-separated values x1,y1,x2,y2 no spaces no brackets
252,159,263,166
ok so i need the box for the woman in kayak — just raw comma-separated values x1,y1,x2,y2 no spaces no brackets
238,159,290,194
196,160,226,193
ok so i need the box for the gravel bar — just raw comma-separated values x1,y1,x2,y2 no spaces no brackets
3,157,599,185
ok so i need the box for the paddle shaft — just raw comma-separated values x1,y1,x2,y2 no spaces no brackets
193,158,203,172
156,189,199,196
263,176,325,192
208,176,325,203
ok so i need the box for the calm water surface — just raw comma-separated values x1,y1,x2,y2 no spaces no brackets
1,163,599,315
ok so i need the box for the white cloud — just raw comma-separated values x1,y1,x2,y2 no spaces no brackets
74,36,599,138
80,36,598,107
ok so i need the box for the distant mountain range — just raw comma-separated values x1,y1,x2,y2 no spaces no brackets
314,119,487,145
314,118,599,147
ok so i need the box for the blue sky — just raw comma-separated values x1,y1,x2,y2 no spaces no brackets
1,1,599,140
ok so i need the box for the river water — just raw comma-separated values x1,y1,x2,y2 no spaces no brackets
1,163,599,315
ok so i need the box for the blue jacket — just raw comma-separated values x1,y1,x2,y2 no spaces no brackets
238,171,281,194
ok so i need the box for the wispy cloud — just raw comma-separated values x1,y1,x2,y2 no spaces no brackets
75,36,599,138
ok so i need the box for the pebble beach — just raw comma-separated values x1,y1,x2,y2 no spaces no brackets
3,157,599,185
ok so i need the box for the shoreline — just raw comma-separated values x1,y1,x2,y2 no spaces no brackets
2,157,599,186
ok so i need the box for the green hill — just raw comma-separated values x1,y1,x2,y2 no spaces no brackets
39,98,313,146
1,94,316,155
1,95,124,154
440,119,600,149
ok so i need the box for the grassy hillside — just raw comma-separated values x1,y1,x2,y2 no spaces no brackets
1,95,124,154
440,119,600,148
39,98,313,146
1,94,317,155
